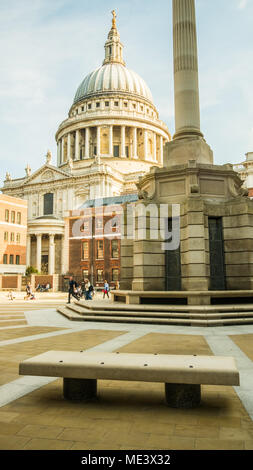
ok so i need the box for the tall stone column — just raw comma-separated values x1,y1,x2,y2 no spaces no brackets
48,234,55,275
160,135,164,164
61,138,65,163
75,129,80,160
173,0,203,140
85,127,90,158
153,133,157,161
67,133,71,160
36,234,42,273
164,0,213,166
144,129,148,160
26,234,31,267
133,127,138,159
57,141,61,166
121,126,126,157
109,125,113,156
96,127,101,156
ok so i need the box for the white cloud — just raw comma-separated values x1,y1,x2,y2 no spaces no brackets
238,0,249,9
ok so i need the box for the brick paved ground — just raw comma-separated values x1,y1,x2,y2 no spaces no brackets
0,294,253,450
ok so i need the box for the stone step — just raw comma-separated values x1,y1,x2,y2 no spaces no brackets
57,306,253,327
68,303,253,320
77,300,253,314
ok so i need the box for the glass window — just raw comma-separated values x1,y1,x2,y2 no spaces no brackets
82,241,89,259
97,269,103,282
96,240,104,259
88,103,92,109
44,193,54,215
96,102,100,108
16,233,20,244
11,211,15,223
5,210,9,222
10,232,15,242
112,268,119,281
17,212,21,224
3,254,8,264
114,101,119,107
111,240,119,258
105,101,109,107
9,254,14,264
4,232,8,241
83,269,89,279
16,255,20,265
113,145,119,157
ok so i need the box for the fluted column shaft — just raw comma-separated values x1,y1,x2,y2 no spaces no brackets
173,0,203,139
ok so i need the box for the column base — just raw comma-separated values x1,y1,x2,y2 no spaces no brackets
63,378,97,401
165,383,201,408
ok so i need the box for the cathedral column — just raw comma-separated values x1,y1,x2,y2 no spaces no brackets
61,138,64,163
133,127,137,159
109,125,113,156
67,133,71,160
160,135,164,164
36,234,42,273
85,127,90,158
144,129,148,160
48,234,55,275
153,132,157,161
172,0,203,139
121,126,126,157
57,141,61,166
75,129,80,160
26,234,31,267
97,126,101,156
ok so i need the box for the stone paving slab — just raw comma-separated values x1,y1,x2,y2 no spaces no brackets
0,307,253,450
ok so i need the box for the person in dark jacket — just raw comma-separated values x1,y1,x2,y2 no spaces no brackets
67,276,79,303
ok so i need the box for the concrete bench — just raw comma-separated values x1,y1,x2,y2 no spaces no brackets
19,351,240,408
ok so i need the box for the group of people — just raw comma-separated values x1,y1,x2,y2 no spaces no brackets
67,277,111,304
36,283,50,292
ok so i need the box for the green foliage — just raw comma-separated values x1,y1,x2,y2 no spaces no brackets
25,266,39,276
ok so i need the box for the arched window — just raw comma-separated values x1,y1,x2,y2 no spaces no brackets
43,193,54,215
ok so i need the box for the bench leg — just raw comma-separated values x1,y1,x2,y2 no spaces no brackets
165,383,201,408
63,378,97,401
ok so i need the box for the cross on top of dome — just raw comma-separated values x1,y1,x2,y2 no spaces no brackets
103,11,125,66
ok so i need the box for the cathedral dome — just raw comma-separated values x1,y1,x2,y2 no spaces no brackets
73,63,154,105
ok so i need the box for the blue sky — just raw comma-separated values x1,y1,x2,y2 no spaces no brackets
0,0,253,186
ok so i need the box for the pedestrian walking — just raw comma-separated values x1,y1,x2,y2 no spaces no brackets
103,280,110,299
67,276,79,303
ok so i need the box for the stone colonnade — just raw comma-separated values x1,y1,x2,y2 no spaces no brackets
57,125,165,164
26,233,65,275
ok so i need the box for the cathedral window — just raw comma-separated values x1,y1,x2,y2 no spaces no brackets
43,193,54,216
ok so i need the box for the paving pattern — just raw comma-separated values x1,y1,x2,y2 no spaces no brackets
0,296,253,450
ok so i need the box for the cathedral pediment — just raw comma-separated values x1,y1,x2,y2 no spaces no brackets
24,164,71,186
